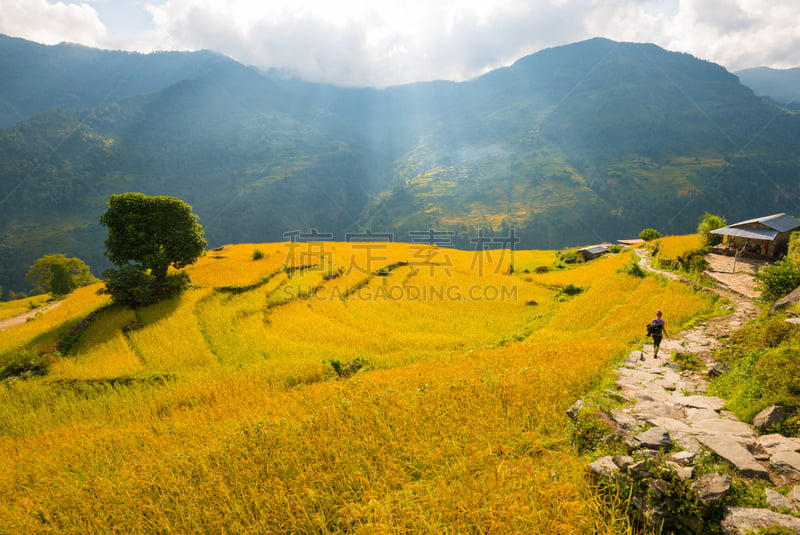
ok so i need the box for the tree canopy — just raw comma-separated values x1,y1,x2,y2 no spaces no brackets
697,212,727,244
25,254,96,296
100,193,207,282
99,193,206,307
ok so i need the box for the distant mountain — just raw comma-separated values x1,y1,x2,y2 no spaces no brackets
2,35,800,294
736,66,800,105
0,34,233,128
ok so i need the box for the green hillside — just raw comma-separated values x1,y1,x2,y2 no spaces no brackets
2,36,800,294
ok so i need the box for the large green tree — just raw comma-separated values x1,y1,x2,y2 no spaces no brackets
25,254,96,296
100,193,207,283
99,193,206,307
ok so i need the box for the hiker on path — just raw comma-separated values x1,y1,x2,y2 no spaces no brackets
649,310,668,358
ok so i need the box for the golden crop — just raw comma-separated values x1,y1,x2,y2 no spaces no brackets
0,241,716,534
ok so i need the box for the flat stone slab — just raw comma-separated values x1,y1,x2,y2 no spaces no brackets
685,408,722,423
631,401,685,421
771,451,800,481
690,418,757,439
691,472,731,504
630,388,673,403
696,433,769,479
671,394,726,411
721,506,800,534
670,431,704,454
646,417,692,433
766,488,794,511
630,427,671,449
610,409,643,432
759,434,800,456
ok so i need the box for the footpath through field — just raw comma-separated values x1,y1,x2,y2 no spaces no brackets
589,249,800,533
0,301,62,331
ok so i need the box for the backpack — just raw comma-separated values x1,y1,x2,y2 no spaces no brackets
646,321,663,337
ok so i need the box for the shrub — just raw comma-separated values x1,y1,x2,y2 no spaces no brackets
0,349,53,379
619,253,646,277
569,408,613,453
327,358,368,378
639,228,662,241
755,257,800,302
609,245,623,254
535,265,549,273
251,249,265,261
560,283,584,296
556,247,582,264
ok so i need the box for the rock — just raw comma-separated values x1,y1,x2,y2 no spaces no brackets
691,473,731,504
628,460,652,480
628,350,645,362
612,455,634,471
588,455,619,479
631,401,685,421
696,434,770,479
610,409,643,432
672,394,727,411
771,451,800,480
645,417,692,433
765,488,794,511
788,486,800,509
708,362,731,378
566,400,585,419
666,461,694,480
690,418,757,441
671,450,697,464
769,285,800,315
759,434,800,456
670,431,704,454
752,405,787,431
649,478,669,498
685,408,722,424
721,506,800,534
630,427,671,450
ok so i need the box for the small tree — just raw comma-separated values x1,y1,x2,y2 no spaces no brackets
755,257,800,303
99,193,206,307
697,212,726,245
25,254,96,296
639,228,662,241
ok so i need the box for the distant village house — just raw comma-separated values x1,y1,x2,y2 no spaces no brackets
577,244,611,261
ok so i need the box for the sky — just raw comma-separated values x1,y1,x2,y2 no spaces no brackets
1,0,798,87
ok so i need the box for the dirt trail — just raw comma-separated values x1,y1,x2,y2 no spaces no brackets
0,301,62,331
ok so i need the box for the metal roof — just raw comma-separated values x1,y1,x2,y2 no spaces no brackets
728,213,800,233
578,245,610,254
710,227,778,240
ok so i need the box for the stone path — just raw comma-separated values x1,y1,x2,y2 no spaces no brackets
588,250,800,534
703,253,764,300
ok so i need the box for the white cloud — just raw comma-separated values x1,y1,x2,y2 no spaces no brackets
0,0,107,47
1,0,798,86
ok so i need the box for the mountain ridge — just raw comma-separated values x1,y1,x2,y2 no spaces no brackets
1,35,799,294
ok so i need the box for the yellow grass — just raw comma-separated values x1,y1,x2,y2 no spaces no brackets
0,242,717,534
655,233,704,260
